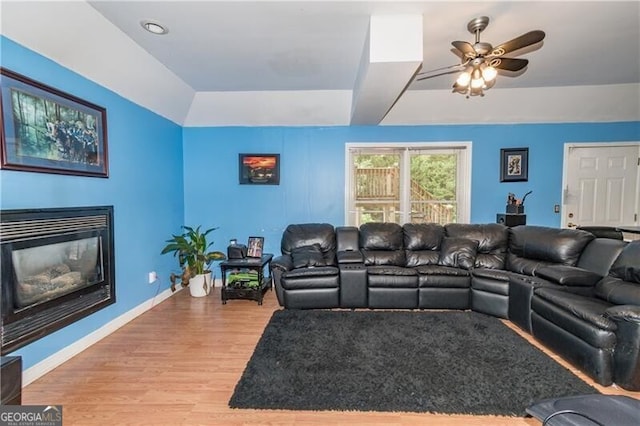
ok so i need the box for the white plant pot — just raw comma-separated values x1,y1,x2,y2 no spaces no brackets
189,272,212,297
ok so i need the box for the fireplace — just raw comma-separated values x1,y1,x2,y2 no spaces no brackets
1,206,115,354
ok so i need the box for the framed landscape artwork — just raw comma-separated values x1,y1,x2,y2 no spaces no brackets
239,153,280,185
500,147,528,182
0,68,109,177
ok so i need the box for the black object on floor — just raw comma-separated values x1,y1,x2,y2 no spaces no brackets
526,394,640,425
229,310,598,416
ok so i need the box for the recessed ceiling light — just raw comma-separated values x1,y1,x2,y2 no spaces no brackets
141,20,168,35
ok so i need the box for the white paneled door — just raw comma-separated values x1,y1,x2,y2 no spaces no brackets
563,144,639,228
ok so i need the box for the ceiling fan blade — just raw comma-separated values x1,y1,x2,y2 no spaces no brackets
490,57,529,72
452,41,476,57
415,62,467,81
416,69,462,81
490,30,545,57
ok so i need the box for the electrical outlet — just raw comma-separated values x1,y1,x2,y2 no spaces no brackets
554,204,560,213
148,271,158,284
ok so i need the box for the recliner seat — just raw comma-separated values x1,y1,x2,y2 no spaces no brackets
531,241,640,389
271,223,340,309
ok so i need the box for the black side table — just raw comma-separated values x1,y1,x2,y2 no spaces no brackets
220,254,273,305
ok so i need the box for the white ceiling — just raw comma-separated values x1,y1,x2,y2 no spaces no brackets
1,1,639,126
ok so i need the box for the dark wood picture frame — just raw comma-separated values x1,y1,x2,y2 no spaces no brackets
0,68,108,177
247,236,264,258
500,147,529,182
239,153,280,185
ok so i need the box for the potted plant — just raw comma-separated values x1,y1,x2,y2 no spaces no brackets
161,225,226,297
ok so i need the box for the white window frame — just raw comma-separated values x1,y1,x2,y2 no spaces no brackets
344,142,472,225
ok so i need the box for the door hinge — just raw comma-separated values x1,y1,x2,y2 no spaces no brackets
637,157,639,166
635,213,638,222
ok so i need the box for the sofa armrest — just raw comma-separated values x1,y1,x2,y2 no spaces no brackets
605,305,640,323
337,250,364,264
271,255,293,273
535,265,602,287
605,305,640,390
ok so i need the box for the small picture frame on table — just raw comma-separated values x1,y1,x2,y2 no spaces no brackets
500,147,529,182
247,236,264,258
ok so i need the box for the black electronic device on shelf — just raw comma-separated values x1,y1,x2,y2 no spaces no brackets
227,239,247,259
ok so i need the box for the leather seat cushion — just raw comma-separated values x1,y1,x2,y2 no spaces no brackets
471,276,509,295
367,265,417,276
595,276,640,305
471,268,512,281
367,266,418,288
415,265,469,277
534,287,616,331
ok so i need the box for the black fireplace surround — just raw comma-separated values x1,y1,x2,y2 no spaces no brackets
1,206,115,354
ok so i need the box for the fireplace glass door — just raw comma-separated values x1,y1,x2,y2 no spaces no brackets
12,236,102,308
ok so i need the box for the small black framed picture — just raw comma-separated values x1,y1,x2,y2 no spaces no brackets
239,153,280,185
500,148,529,182
247,236,264,258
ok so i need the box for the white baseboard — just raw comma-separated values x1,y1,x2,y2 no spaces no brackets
22,286,179,386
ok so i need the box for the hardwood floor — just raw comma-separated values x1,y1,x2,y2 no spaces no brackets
23,287,639,425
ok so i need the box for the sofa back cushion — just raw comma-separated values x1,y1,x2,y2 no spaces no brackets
281,223,336,266
403,223,444,250
437,237,478,270
360,222,403,250
507,226,594,274
403,223,443,267
360,222,405,266
291,243,326,269
577,238,627,277
445,223,508,269
608,240,640,284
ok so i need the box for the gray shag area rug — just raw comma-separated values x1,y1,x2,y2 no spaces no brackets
229,310,598,416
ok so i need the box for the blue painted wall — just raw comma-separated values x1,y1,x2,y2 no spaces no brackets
183,123,639,256
2,36,639,371
0,37,185,369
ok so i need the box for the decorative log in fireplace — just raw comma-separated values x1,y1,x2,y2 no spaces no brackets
1,206,115,354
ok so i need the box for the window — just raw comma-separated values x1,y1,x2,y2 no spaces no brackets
345,143,471,226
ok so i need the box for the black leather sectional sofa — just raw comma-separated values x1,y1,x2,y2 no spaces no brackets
271,222,640,391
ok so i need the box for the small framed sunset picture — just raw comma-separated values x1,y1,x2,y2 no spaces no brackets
239,153,280,185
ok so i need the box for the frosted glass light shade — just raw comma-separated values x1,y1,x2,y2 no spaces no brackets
456,72,471,86
482,66,497,82
471,77,484,89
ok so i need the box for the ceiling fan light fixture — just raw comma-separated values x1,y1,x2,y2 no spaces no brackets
469,86,484,97
420,16,546,99
456,71,472,86
470,68,484,89
482,65,497,82
470,77,484,89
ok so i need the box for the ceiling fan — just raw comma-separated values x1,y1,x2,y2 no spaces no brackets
416,16,545,97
